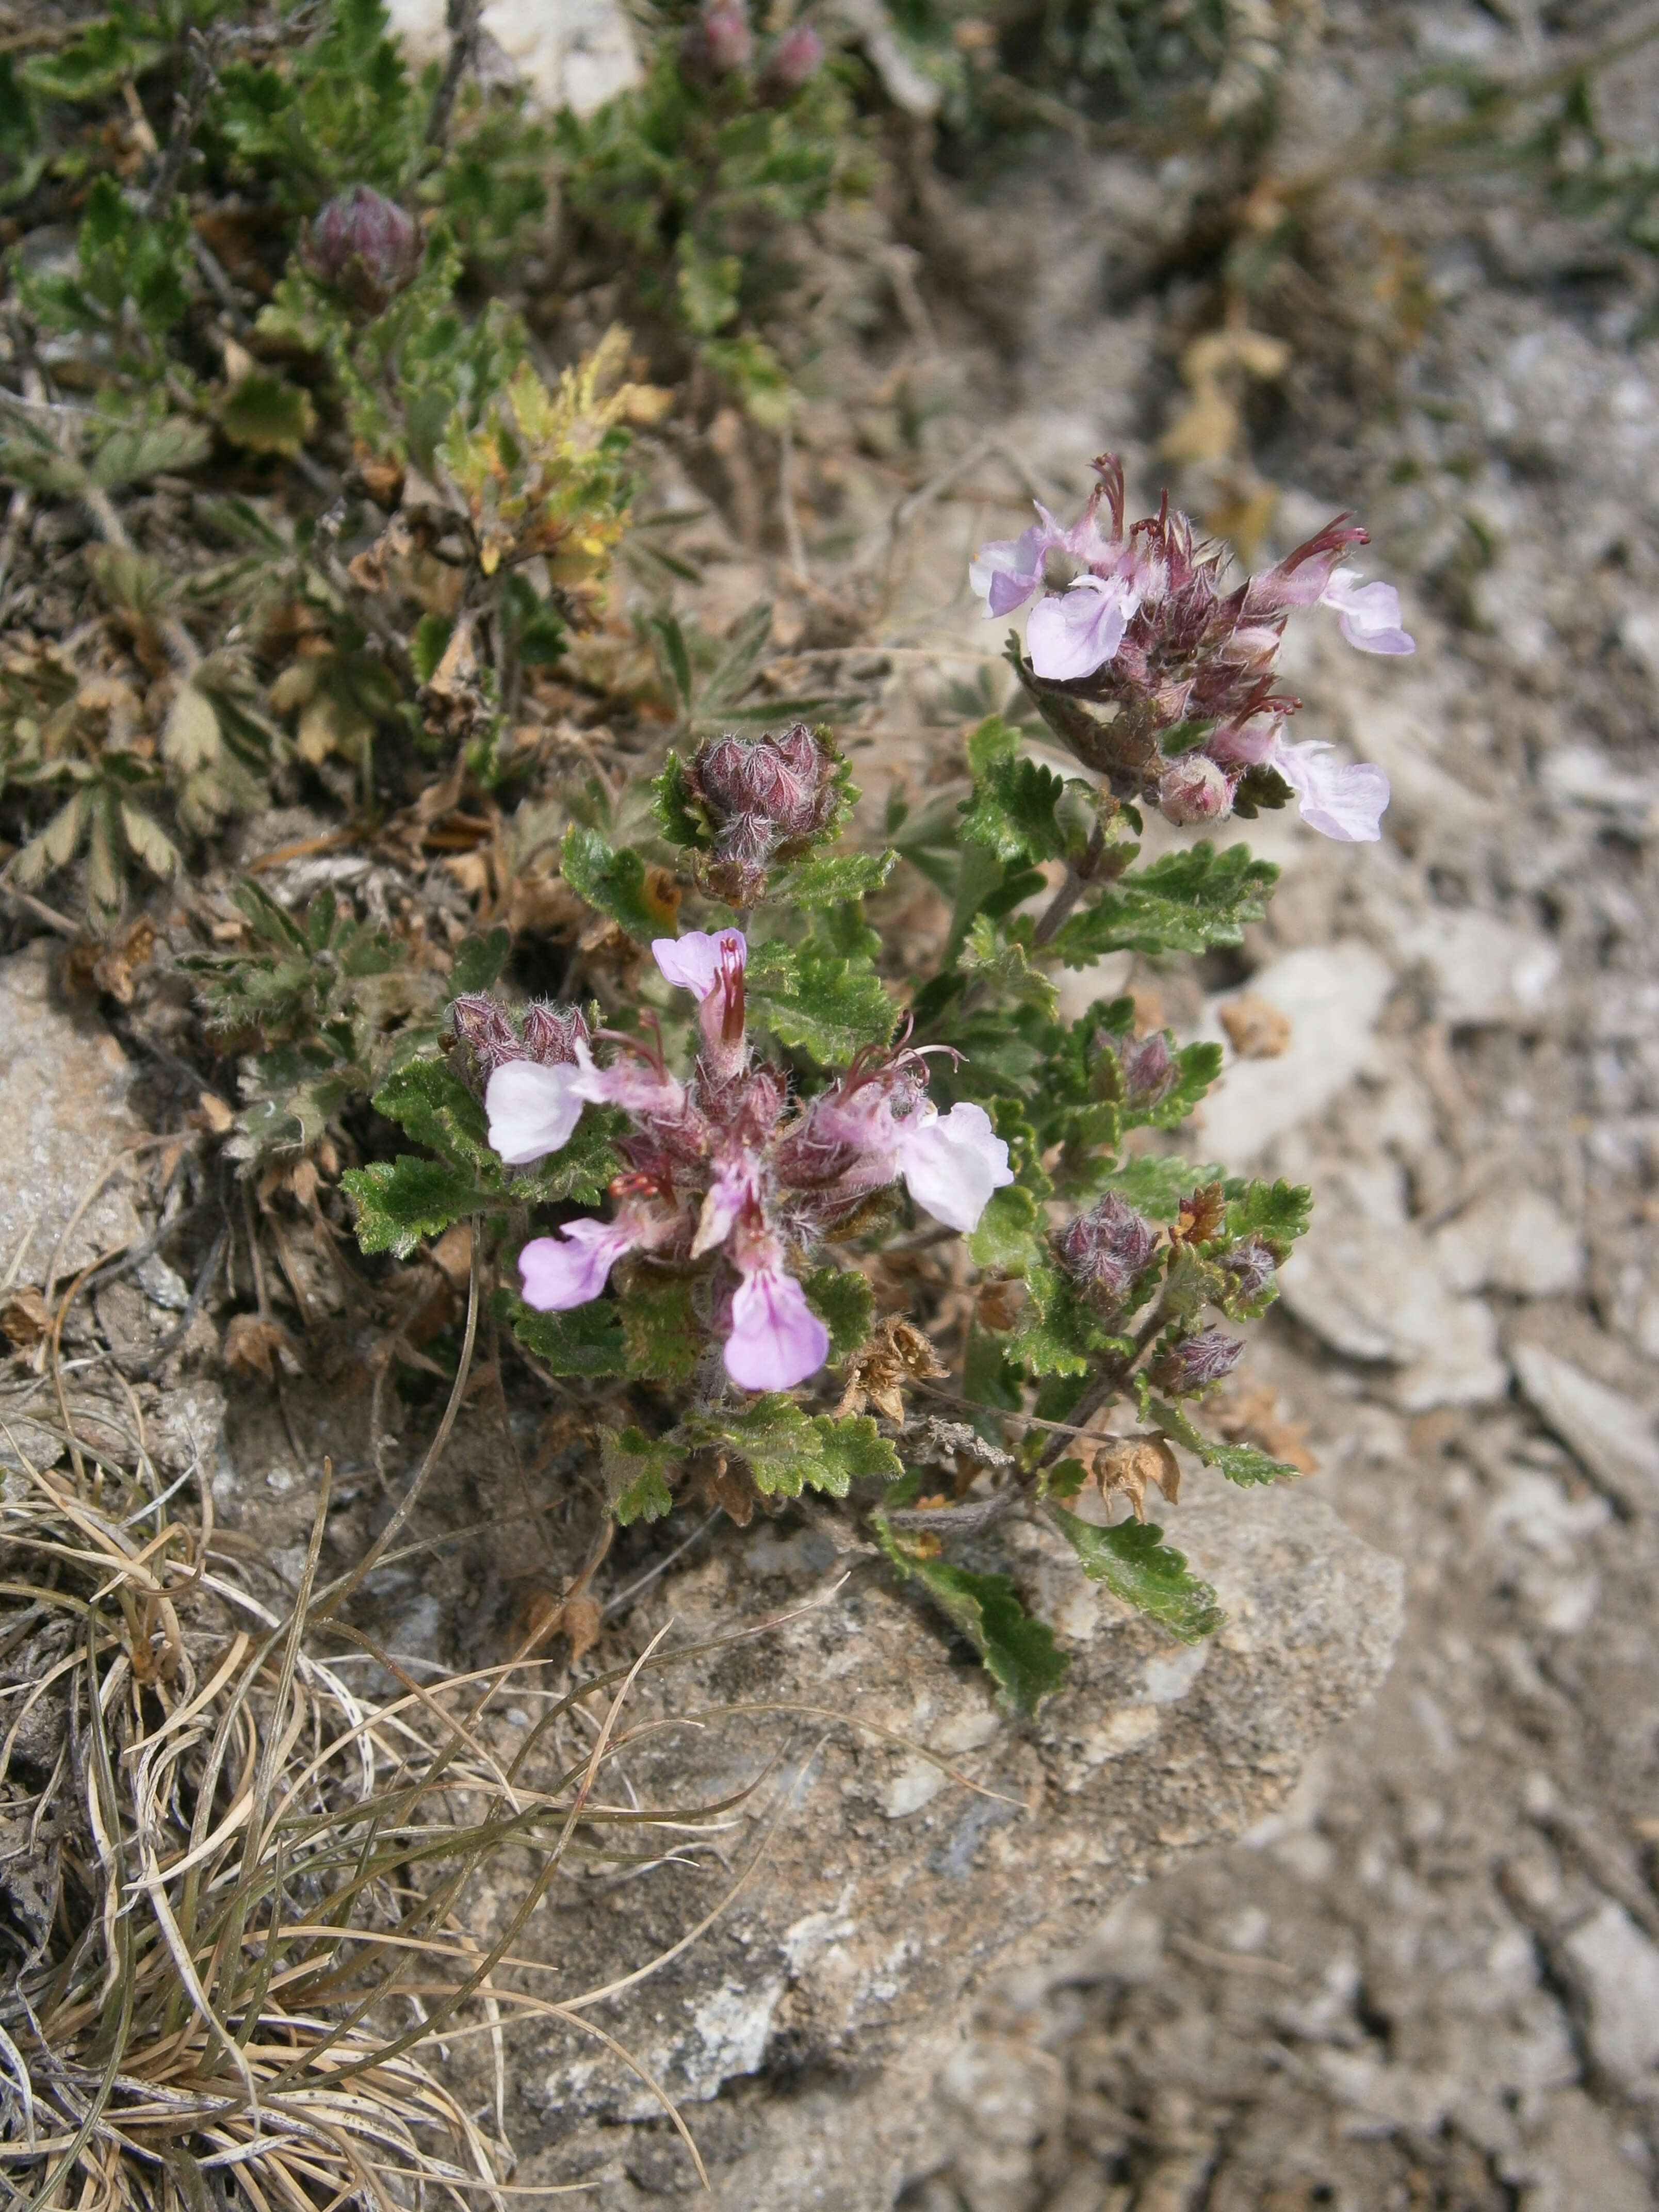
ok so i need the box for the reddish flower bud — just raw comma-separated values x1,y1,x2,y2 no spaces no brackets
680,0,754,79
1221,1237,1277,1304
689,723,840,901
758,22,822,99
1158,755,1232,827
1116,1029,1174,1109
521,1001,591,1066
303,186,421,313
1150,1329,1245,1397
1054,1193,1159,1302
450,993,521,1072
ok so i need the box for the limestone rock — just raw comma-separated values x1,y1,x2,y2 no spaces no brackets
1432,1190,1584,1299
1561,1903,1659,2096
383,0,641,117
1189,944,1394,1168
1278,1207,1508,1410
504,1482,1404,2206
1511,1344,1659,1512
0,942,141,1287
1392,909,1561,1026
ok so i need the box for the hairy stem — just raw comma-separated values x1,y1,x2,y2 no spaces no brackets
1031,818,1106,949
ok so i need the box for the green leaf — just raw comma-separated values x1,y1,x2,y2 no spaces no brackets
560,825,679,944
961,726,1075,865
372,1058,494,1174
1049,1506,1224,1642
745,938,896,1065
765,849,897,907
695,602,772,719
681,1398,899,1500
677,245,742,337
803,1265,875,1362
411,614,454,685
879,1537,1067,1713
22,19,164,103
88,416,213,490
1147,1396,1301,1488
1046,842,1279,963
219,372,316,458
508,1292,629,1379
1224,1176,1313,1251
603,1426,677,1524
815,1411,903,1488
622,1275,704,1384
343,1157,479,1258
448,928,511,994
967,1184,1046,1276
648,615,694,712
651,750,708,847
1102,1155,1225,1223
702,333,793,430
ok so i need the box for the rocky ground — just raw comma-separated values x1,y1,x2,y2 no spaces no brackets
895,4,1659,2208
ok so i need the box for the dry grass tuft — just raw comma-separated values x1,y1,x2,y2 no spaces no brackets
0,1403,817,2209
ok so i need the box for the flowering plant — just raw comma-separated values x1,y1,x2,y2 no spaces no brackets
345,457,1413,1709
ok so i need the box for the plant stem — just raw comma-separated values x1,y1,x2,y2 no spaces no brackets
1031,818,1106,948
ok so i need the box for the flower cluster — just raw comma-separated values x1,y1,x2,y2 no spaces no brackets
681,723,842,905
972,455,1410,844
679,0,822,97
465,931,1012,1392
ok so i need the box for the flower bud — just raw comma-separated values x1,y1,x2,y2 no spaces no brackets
449,993,522,1081
303,185,422,313
1157,755,1231,827
1150,1329,1245,1397
690,723,839,900
1053,1193,1159,1302
521,1000,591,1067
1116,1029,1173,1109
1221,1237,1276,1304
758,22,823,99
680,0,754,79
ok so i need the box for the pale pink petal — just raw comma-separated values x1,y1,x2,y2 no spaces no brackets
1026,577,1132,681
969,522,1048,618
723,1265,829,1391
519,1219,636,1310
894,1101,1013,1233
691,1157,759,1259
652,928,746,1000
485,1059,585,1165
1320,567,1415,656
1276,741,1391,843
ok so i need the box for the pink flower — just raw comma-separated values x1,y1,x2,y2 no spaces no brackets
889,1100,1012,1233
1275,740,1391,843
652,928,747,998
653,928,748,1075
724,1252,829,1391
692,1154,761,1258
519,1218,638,1310
1025,571,1143,682
486,1058,587,1165
969,509,1068,620
1319,568,1414,656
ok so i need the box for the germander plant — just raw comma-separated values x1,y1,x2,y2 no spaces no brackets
341,453,1410,1711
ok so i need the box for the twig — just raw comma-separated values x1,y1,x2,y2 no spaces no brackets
144,27,217,219
427,0,483,147
1031,818,1108,949
0,880,79,938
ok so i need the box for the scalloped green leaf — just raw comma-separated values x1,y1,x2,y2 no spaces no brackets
1050,1506,1225,1641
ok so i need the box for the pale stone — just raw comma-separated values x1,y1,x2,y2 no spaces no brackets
0,941,141,1288
382,0,641,117
1432,1190,1585,1298
1511,1344,1659,1512
1562,1904,1659,2095
1278,1208,1508,1409
1392,909,1561,1025
1188,943,1394,1168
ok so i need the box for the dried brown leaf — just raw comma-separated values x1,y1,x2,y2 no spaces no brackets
837,1315,948,1422
222,1313,302,1380
1089,1436,1182,1522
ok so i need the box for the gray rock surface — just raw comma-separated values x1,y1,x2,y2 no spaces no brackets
1511,1346,1659,1514
482,1481,1403,2206
0,940,143,1285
